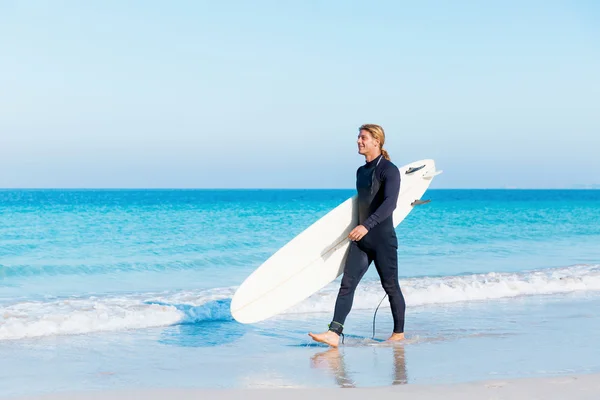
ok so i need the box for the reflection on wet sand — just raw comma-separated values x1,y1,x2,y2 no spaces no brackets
310,344,407,388
392,344,408,385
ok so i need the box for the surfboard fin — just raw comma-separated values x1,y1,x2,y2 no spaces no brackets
411,199,431,206
422,170,443,180
405,165,426,174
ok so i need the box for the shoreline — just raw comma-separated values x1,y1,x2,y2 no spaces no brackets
7,372,600,400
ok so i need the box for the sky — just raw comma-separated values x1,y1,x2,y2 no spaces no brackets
1,0,599,189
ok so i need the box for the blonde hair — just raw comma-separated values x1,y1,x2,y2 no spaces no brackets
359,124,390,160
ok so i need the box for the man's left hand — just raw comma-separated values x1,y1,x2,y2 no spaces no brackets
348,225,368,241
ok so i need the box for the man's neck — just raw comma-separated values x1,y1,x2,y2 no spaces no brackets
364,151,381,163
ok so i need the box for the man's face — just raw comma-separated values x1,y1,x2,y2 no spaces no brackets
357,130,379,156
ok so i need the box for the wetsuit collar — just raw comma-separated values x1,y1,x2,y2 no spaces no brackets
364,154,383,167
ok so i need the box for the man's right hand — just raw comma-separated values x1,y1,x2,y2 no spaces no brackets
348,225,368,241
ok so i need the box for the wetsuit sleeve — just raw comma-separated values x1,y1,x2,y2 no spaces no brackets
362,164,401,230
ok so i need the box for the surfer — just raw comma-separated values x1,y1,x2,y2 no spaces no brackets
309,124,406,347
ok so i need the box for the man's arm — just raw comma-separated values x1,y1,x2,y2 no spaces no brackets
362,164,401,230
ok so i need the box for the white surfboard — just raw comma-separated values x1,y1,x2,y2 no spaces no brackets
230,159,442,324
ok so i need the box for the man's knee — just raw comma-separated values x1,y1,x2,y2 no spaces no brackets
381,277,400,294
339,275,360,296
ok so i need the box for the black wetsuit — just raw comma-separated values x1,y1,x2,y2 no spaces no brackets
328,154,406,335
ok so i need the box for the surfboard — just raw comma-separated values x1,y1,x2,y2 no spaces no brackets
230,159,442,324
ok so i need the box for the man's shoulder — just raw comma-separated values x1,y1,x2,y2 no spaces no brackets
379,158,400,178
381,157,399,169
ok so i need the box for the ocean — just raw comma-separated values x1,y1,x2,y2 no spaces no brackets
1,189,600,396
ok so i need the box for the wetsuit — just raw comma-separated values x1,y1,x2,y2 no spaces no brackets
328,154,406,335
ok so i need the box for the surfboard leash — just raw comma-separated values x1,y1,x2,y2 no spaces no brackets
372,293,388,339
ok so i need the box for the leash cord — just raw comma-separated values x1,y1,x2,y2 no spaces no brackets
372,293,388,339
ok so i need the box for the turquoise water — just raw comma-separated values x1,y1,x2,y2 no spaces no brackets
1,189,600,396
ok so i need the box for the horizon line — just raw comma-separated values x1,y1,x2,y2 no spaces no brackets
1,187,600,191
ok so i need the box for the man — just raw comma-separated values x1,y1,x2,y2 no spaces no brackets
308,124,406,347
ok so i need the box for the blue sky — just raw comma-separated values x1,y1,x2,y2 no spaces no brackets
1,0,598,189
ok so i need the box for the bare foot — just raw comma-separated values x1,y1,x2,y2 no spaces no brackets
308,331,340,347
387,332,405,342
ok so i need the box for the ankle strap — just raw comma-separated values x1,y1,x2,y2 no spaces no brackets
328,321,344,335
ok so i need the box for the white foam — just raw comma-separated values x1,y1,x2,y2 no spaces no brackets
284,264,600,315
1,265,600,341
0,288,235,341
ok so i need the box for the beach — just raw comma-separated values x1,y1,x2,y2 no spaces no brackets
3,0,599,397
8,373,600,400
2,189,600,398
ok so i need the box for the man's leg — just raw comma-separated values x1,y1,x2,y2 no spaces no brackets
373,241,406,339
309,241,371,347
331,241,371,329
